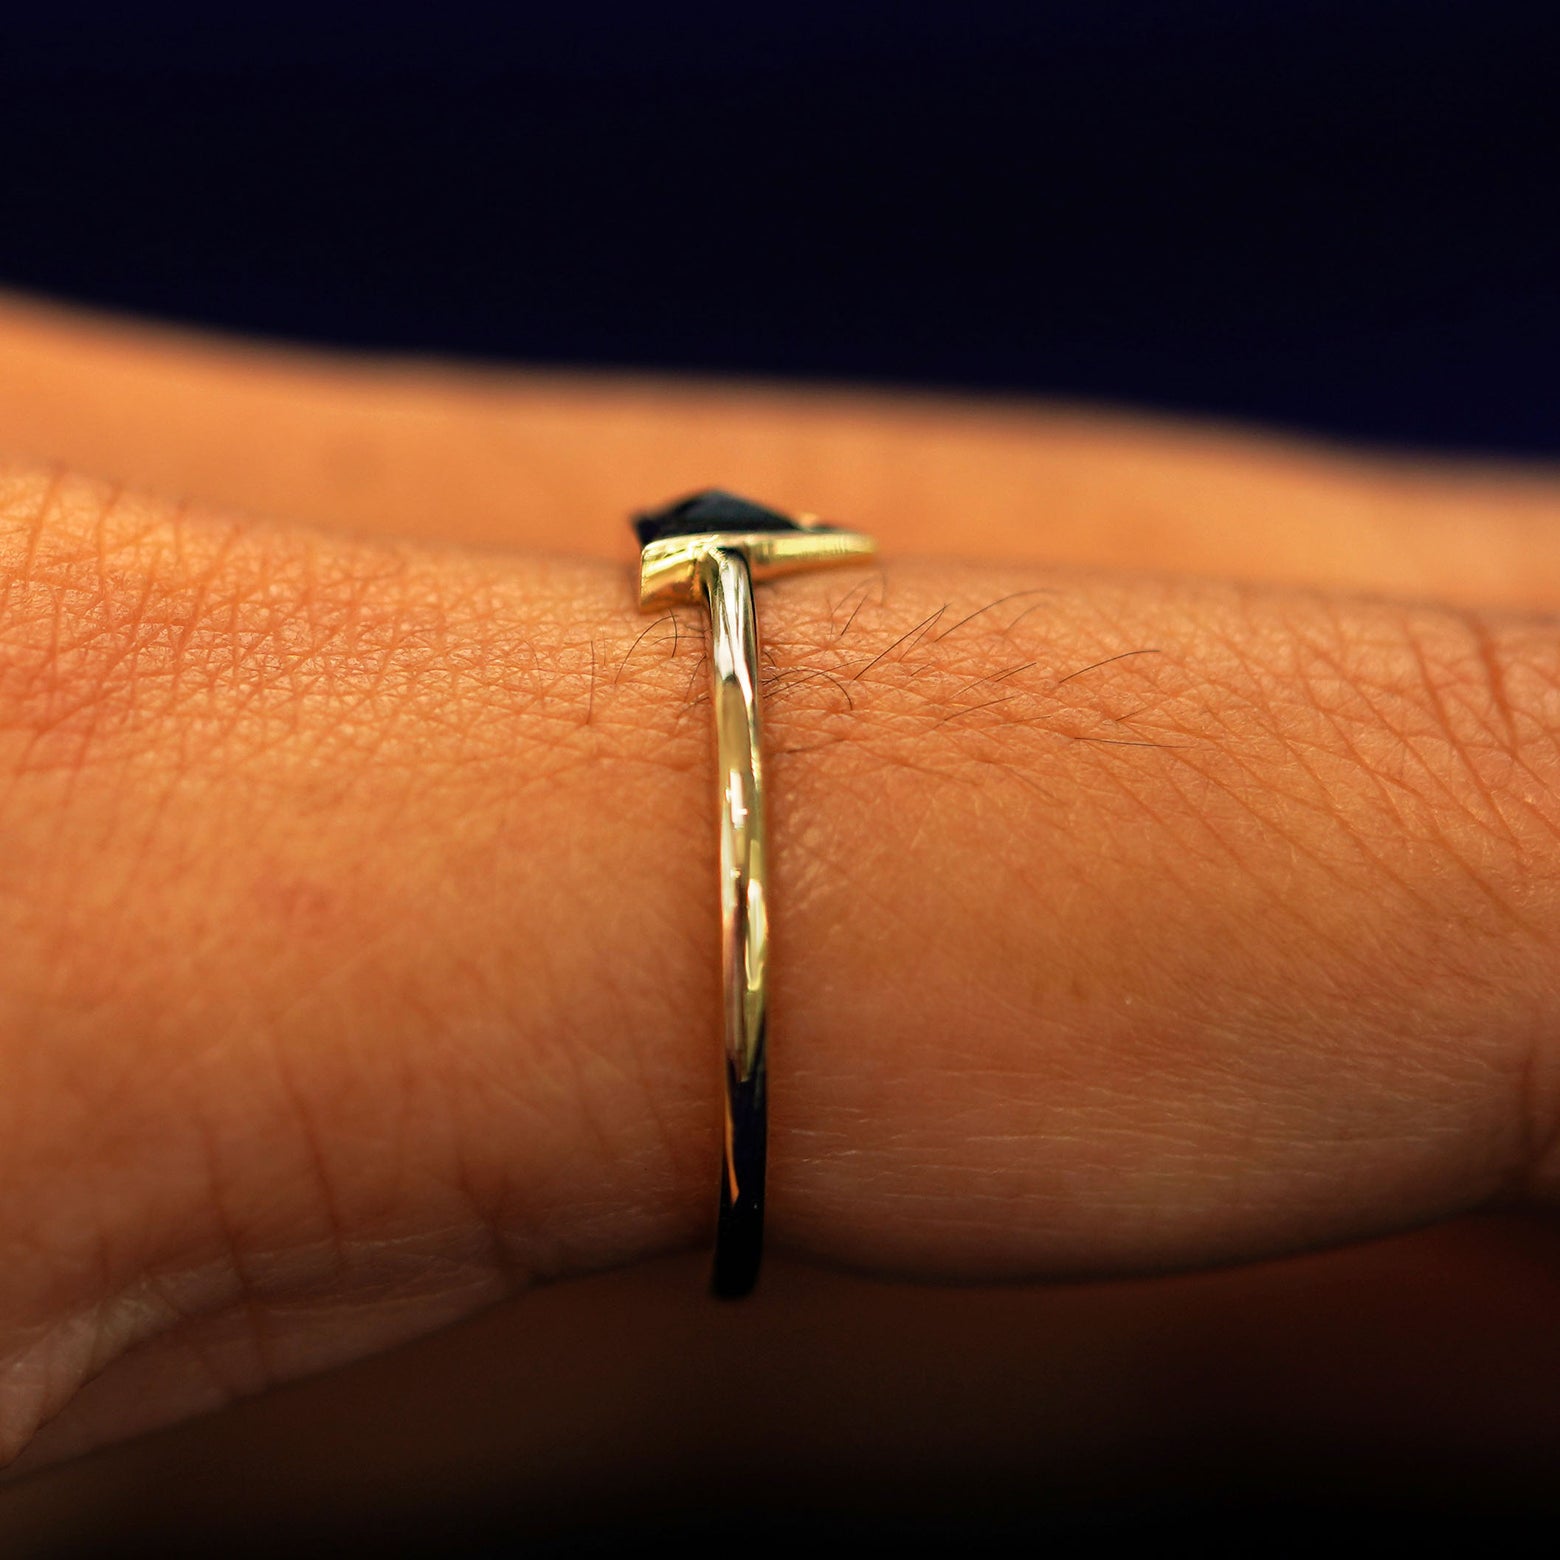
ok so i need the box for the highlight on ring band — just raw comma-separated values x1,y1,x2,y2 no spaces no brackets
631,491,876,1298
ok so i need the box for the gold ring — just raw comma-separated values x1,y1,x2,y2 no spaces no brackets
632,491,876,1297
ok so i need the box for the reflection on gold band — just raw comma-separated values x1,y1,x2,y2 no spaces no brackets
635,497,875,1298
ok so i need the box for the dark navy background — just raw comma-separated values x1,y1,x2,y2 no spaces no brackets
1,2,1557,455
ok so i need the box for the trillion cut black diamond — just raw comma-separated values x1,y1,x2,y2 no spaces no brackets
633,489,805,549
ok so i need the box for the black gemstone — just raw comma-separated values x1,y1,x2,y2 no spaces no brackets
633,489,804,548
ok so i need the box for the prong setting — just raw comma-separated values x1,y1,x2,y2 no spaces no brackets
635,489,876,608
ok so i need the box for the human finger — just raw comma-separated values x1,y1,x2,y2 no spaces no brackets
1,462,1558,1467
3,293,1559,604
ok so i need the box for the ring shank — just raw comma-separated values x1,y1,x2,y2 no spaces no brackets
700,547,769,1298
633,492,873,1299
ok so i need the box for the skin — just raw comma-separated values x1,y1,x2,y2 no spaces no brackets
2,293,1560,1540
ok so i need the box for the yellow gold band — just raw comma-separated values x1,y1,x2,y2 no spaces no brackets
632,491,875,1297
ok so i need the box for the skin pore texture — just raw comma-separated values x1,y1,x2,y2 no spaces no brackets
2,295,1560,1536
